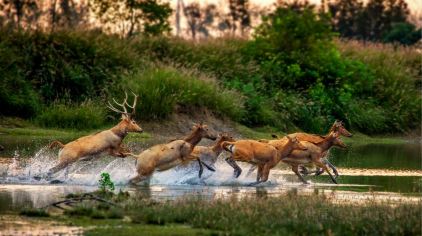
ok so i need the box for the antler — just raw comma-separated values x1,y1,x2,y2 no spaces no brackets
107,92,132,117
124,91,138,115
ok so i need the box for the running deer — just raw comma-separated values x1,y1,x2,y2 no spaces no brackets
281,131,346,184
188,133,236,178
128,123,217,184
47,92,143,176
221,135,307,185
256,120,352,177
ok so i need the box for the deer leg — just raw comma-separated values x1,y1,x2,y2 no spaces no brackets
248,164,265,186
129,174,150,185
256,165,263,182
109,148,126,158
315,160,338,184
323,159,339,178
47,161,69,177
292,165,308,184
198,159,216,172
246,165,257,177
225,157,242,178
197,159,204,178
299,166,311,176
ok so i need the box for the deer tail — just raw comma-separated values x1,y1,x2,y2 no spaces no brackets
221,141,235,153
49,141,65,149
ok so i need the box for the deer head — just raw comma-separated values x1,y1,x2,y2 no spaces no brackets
192,123,217,141
218,133,236,143
331,120,353,137
286,135,307,150
108,92,143,133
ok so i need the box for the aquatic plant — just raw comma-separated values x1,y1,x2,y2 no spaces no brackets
98,172,115,193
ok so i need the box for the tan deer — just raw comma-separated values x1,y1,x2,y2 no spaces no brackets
221,135,307,185
128,123,217,184
47,92,143,177
255,120,352,177
188,133,236,178
281,131,346,184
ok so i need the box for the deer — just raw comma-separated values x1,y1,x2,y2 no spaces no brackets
221,135,307,185
255,120,352,178
187,133,236,178
281,131,346,184
47,92,143,177
127,123,217,185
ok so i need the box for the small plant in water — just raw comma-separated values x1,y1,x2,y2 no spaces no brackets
98,172,115,192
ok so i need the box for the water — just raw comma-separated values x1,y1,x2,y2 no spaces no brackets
0,136,420,213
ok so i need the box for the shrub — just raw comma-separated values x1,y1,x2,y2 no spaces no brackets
20,208,50,217
98,172,115,193
118,65,245,121
35,101,108,130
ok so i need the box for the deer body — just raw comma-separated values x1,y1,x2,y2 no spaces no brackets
222,136,306,185
187,134,235,177
48,92,142,176
129,124,217,184
281,132,345,184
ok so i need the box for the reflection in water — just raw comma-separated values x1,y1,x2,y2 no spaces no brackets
330,142,421,170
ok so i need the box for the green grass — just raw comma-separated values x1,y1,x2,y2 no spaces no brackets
68,218,216,236
35,101,109,130
118,65,245,121
25,192,420,235
20,208,50,217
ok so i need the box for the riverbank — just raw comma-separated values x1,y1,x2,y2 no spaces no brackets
5,191,420,235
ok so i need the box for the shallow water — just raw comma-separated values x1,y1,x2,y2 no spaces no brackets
0,135,420,213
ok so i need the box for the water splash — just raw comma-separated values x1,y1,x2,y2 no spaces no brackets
2,147,285,187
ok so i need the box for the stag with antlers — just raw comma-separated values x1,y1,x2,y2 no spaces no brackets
47,92,143,177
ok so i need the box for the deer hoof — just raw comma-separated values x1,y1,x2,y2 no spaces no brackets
234,169,242,178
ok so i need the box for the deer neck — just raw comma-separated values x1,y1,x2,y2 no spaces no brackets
278,141,294,159
317,137,335,151
184,130,202,147
110,121,128,140
211,139,224,156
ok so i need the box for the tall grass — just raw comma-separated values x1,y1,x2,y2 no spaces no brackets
124,195,420,235
118,65,245,121
35,101,108,130
337,40,421,132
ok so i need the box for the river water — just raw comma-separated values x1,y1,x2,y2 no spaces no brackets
0,135,420,213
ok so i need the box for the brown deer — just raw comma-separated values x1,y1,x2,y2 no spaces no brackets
47,92,143,177
188,133,236,178
256,120,352,177
281,131,346,184
221,135,307,185
128,123,217,185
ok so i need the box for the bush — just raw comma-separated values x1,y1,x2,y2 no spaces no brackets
35,101,108,130
20,208,50,217
118,65,245,121
0,29,143,104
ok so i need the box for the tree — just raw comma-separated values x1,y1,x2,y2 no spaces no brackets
329,0,412,42
90,0,172,38
328,0,364,38
50,0,88,31
183,3,200,39
228,0,250,36
383,22,422,45
0,0,40,30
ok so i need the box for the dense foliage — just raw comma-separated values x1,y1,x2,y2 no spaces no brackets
0,4,419,134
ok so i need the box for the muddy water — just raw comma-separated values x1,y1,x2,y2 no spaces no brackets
0,135,420,213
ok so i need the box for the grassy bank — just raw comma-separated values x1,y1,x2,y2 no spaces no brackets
19,192,421,235
0,26,420,135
